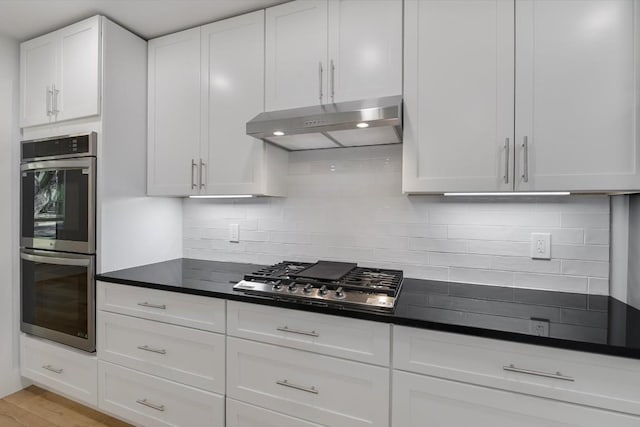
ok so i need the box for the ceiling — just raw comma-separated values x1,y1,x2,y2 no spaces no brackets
0,0,289,41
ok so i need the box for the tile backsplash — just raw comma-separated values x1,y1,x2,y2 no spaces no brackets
184,145,610,295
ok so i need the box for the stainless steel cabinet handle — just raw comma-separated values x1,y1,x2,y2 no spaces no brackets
137,345,167,355
137,302,166,310
191,159,198,190
42,365,63,374
521,136,529,183
136,399,165,412
503,364,574,382
52,83,59,114
199,158,206,189
318,61,323,103
46,86,53,116
277,326,319,337
276,379,319,394
330,60,335,103
504,137,510,184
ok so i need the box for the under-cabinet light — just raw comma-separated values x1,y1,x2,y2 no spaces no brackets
443,192,570,197
273,131,285,136
189,195,254,199
356,122,369,128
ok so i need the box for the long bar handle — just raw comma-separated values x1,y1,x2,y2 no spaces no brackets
199,158,206,189
52,83,59,114
136,399,165,412
191,159,198,190
318,61,323,103
42,365,63,374
504,138,510,184
137,302,166,310
137,345,167,355
46,86,53,116
503,364,574,382
522,136,529,183
330,60,335,103
277,326,319,337
276,379,319,394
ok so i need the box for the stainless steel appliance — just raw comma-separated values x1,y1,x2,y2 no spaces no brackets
246,95,402,151
20,133,97,352
233,261,404,312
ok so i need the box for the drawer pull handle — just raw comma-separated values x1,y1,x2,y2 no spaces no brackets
277,326,319,337
503,364,574,382
137,302,166,310
276,379,319,394
42,365,63,374
137,345,167,355
136,398,165,412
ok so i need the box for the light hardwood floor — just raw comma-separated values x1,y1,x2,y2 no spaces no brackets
0,386,131,427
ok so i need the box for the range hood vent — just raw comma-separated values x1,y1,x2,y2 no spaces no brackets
246,95,402,151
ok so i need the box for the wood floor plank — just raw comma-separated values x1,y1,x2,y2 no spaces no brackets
1,387,130,427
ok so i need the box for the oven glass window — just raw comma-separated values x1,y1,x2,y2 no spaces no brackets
21,257,89,339
21,168,89,243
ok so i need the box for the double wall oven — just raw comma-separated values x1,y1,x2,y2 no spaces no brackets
20,133,97,352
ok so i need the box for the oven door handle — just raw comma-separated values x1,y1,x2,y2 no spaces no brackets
21,158,94,172
20,251,92,267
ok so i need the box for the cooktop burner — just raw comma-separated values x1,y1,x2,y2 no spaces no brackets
233,260,403,312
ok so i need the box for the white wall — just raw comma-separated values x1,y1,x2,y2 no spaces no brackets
184,145,610,295
0,34,23,397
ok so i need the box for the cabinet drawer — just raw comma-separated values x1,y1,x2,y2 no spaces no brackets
393,326,640,416
227,337,389,427
20,334,97,406
98,311,225,393
392,370,640,427
97,281,225,332
227,398,324,427
227,301,390,366
98,361,224,427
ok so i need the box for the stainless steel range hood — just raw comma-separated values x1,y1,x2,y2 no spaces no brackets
246,95,402,151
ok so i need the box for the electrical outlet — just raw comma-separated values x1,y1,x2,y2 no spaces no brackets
229,224,239,243
530,232,551,259
529,318,550,337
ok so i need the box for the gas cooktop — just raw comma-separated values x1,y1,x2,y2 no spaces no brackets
233,260,404,312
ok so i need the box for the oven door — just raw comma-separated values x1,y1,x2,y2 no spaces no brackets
20,249,95,352
21,158,95,254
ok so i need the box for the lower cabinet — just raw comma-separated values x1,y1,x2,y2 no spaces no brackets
98,361,224,427
20,334,98,406
392,370,640,427
227,337,390,427
227,398,324,427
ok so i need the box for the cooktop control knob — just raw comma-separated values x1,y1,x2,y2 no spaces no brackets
303,284,313,294
319,285,328,296
272,281,283,291
288,283,298,292
335,287,345,299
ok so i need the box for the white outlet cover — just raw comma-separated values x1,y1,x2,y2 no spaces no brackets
531,232,551,260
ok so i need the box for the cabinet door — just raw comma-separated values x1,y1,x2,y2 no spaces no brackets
515,0,640,192
56,16,101,123
148,28,201,196
328,0,402,103
392,371,640,427
402,0,515,194
20,35,57,127
265,0,328,110
201,11,268,195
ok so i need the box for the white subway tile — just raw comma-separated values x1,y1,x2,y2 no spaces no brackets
584,228,609,245
552,244,609,261
561,213,609,228
513,273,588,293
408,238,468,253
490,257,562,274
447,226,583,244
429,253,493,269
561,260,609,278
449,268,514,287
467,241,529,257
588,278,609,295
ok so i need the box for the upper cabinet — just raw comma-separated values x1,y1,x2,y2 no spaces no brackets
20,16,101,128
265,0,402,111
148,12,287,197
403,0,640,194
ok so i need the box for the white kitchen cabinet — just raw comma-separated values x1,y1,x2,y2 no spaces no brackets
265,0,402,111
201,11,287,196
402,0,515,193
515,0,640,192
403,0,640,194
227,399,324,427
147,27,201,196
392,371,640,427
20,15,100,127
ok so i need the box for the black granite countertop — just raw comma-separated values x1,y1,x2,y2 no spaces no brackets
96,258,640,360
